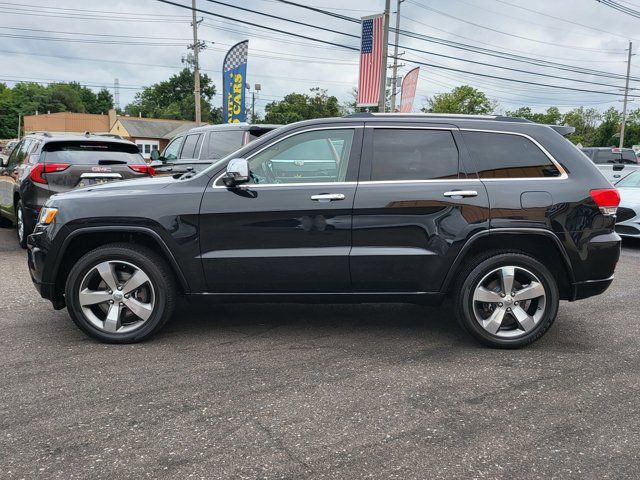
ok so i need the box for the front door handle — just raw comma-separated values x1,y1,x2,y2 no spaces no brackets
443,190,478,198
310,193,345,202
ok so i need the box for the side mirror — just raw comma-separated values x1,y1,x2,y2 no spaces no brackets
223,158,250,187
150,149,160,161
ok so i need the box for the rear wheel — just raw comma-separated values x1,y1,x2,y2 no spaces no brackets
65,243,176,343
454,252,559,348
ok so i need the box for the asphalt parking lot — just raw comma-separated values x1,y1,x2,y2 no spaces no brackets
1,227,639,480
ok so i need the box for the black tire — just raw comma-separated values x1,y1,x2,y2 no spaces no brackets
16,200,30,249
65,243,176,343
454,251,559,349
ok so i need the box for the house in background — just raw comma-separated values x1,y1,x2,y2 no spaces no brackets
23,109,200,159
109,116,197,158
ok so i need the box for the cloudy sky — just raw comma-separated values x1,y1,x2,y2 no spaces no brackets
2,0,640,115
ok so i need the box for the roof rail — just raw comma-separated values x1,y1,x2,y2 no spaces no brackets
344,112,532,123
25,131,52,137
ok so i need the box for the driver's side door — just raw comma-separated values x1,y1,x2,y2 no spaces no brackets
199,125,363,293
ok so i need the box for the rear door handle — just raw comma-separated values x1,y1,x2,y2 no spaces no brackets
310,193,345,202
443,190,478,198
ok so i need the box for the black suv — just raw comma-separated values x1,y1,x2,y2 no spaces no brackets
27,114,621,348
152,122,279,175
0,133,154,248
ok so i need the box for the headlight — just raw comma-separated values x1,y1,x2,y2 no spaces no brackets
38,207,58,225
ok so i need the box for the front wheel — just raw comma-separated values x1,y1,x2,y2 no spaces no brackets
65,243,176,343
454,252,559,348
16,200,30,249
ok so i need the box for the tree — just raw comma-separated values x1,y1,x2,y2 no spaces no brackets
263,88,341,124
592,107,621,147
123,68,220,123
423,85,497,114
562,107,601,146
506,106,562,125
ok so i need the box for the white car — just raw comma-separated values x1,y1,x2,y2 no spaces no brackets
615,170,640,238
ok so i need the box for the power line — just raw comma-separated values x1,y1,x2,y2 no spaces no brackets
491,0,640,42
270,0,637,82
155,0,360,50
597,0,640,18
155,0,638,97
407,0,626,53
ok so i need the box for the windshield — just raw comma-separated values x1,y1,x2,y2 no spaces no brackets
42,141,145,165
617,171,640,188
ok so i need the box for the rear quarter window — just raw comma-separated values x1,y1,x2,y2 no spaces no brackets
205,130,245,160
463,131,561,178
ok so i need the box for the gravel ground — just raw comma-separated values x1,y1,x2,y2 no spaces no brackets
1,226,639,479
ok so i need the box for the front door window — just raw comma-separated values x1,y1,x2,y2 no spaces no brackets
247,129,355,184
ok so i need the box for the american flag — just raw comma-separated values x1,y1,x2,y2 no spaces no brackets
357,14,384,107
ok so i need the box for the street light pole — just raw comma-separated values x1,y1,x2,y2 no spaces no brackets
620,41,633,149
191,0,202,126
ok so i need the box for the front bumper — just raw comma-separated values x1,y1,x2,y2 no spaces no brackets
27,226,64,308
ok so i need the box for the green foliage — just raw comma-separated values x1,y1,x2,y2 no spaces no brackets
506,106,562,125
423,85,497,115
124,68,221,123
263,88,341,124
0,82,114,139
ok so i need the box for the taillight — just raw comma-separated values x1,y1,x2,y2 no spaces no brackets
129,165,155,176
590,188,620,215
29,163,70,184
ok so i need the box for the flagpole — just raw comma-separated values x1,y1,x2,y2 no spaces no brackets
378,0,390,113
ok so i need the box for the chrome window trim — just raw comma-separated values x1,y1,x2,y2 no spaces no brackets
211,124,567,189
459,128,568,181
212,125,362,189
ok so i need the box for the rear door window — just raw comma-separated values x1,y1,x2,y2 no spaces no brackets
180,134,203,159
41,141,145,165
370,129,460,181
463,131,561,178
205,130,245,160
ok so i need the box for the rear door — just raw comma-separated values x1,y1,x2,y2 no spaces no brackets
0,140,23,220
350,124,490,293
41,141,150,194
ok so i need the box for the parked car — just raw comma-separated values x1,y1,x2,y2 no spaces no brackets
614,170,640,238
580,147,640,184
27,113,621,348
0,133,154,248
151,123,280,175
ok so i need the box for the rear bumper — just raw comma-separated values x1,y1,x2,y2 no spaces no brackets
569,231,621,301
572,275,615,301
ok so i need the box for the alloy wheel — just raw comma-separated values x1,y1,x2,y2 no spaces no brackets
17,207,24,243
472,265,546,338
78,260,155,334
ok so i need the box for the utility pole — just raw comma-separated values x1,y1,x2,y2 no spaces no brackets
17,113,21,139
191,0,202,126
390,0,404,112
378,0,391,113
620,41,633,149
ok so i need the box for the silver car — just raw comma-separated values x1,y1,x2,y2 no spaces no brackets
615,170,640,238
